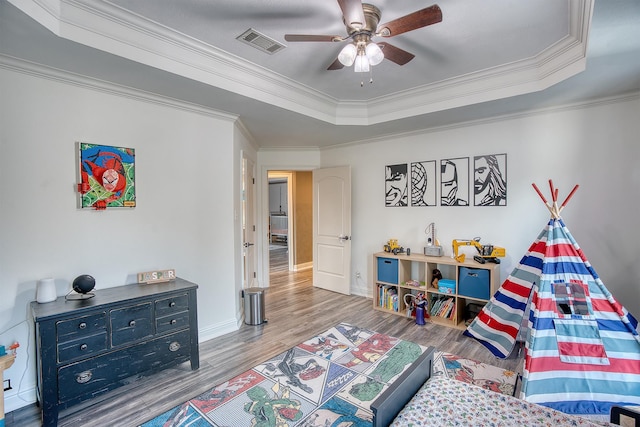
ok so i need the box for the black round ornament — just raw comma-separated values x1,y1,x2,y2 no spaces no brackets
67,274,96,300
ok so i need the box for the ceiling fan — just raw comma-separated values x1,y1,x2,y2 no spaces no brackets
284,0,442,73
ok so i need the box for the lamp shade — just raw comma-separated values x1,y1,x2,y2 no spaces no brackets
354,54,370,72
366,42,384,66
36,278,57,303
338,43,357,66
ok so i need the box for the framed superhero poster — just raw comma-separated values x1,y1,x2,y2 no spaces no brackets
77,143,136,209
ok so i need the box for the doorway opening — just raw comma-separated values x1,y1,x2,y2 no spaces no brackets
267,170,313,276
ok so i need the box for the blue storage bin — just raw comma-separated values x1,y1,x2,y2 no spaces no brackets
437,279,456,294
377,258,398,284
458,267,490,299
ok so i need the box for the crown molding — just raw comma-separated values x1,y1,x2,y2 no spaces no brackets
8,0,593,127
321,90,640,152
0,54,239,121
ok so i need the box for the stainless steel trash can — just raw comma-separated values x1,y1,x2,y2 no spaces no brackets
243,287,266,325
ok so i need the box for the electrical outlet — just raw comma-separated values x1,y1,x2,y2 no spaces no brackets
355,271,361,279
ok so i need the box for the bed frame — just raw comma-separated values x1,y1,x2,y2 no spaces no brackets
370,346,436,427
269,214,288,243
370,346,639,427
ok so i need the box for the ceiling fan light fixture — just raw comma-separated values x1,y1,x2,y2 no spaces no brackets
365,42,384,66
338,43,357,66
354,53,370,73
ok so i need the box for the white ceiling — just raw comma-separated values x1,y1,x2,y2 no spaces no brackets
2,0,639,148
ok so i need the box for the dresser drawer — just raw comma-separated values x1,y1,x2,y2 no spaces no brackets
56,313,106,343
57,332,108,363
57,330,192,403
110,303,153,347
155,293,189,317
156,311,190,334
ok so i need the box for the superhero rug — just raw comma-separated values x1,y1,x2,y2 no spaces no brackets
139,323,518,427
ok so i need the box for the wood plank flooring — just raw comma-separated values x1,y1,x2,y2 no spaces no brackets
8,247,522,426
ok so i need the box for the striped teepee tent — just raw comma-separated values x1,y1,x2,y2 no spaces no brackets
464,180,640,416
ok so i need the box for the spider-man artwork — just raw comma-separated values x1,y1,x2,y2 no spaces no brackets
78,143,136,209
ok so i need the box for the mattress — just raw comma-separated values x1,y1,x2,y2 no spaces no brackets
390,376,614,427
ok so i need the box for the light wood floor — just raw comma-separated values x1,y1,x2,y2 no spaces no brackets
8,247,521,426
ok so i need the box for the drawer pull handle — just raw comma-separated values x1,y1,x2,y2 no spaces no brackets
79,322,87,329
169,302,176,308
80,344,88,351
169,341,181,352
170,319,177,325
76,371,92,384
129,320,136,327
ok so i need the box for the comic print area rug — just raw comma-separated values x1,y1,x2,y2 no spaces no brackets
139,323,518,427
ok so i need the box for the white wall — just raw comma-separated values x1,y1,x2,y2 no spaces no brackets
320,95,640,318
0,65,245,411
233,123,259,322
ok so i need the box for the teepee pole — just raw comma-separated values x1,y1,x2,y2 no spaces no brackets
560,185,580,209
532,183,548,204
532,181,579,219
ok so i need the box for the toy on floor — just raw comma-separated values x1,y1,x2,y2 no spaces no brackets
404,293,428,325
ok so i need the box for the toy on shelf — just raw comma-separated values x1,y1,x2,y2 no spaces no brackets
452,237,505,264
424,222,444,256
431,269,443,289
404,280,424,287
383,239,405,255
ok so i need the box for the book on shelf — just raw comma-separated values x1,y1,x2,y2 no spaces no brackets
430,296,455,319
377,284,398,312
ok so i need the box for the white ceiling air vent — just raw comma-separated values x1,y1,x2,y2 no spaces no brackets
237,28,285,54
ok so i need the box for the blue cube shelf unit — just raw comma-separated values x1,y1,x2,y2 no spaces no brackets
373,252,500,330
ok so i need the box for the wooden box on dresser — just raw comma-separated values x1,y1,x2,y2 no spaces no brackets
30,277,199,427
373,252,500,329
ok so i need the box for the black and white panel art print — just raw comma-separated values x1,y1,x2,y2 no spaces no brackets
385,163,408,207
410,160,437,206
473,153,507,206
440,157,469,206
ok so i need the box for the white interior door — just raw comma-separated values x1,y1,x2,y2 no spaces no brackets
313,166,351,295
242,154,257,288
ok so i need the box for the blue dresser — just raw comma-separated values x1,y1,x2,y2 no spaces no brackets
31,278,199,426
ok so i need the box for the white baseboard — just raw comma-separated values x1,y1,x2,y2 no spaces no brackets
5,386,36,413
198,319,239,343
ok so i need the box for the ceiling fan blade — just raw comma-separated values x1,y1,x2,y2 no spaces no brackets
378,4,442,37
337,0,366,30
327,58,345,70
285,34,342,42
378,42,415,66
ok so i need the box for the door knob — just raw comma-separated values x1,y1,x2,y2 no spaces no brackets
243,242,255,248
338,235,350,241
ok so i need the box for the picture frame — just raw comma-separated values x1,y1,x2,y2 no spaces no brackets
410,160,437,206
473,153,507,206
77,142,136,209
440,157,469,206
385,163,408,207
